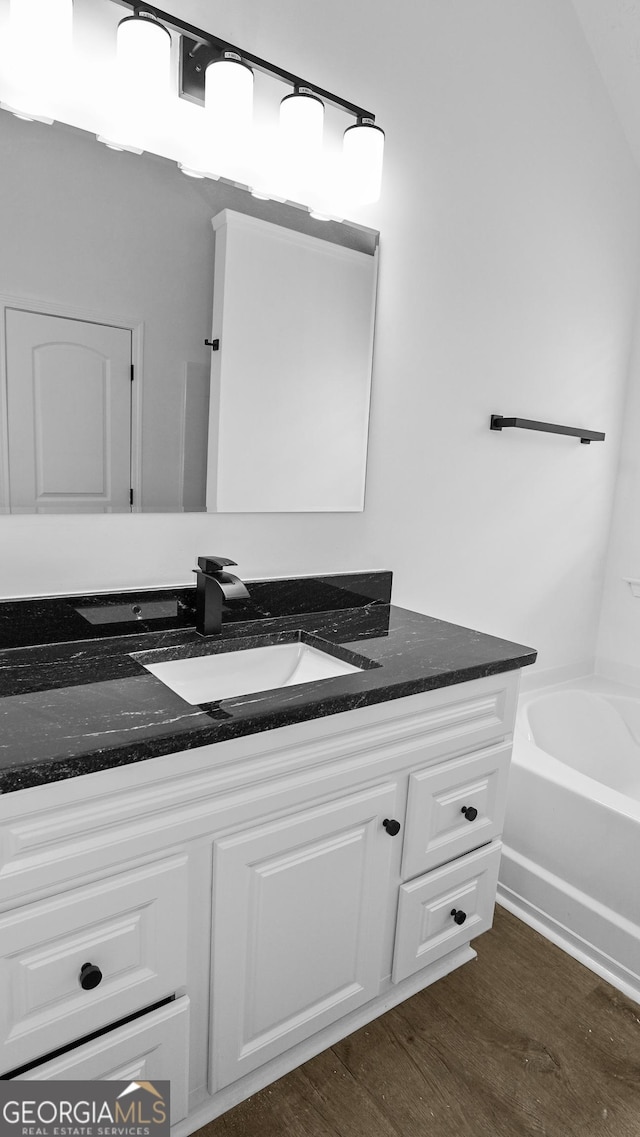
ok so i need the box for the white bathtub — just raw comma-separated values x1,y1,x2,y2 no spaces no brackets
498,677,640,1004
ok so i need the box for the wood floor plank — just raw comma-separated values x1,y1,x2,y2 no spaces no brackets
197,909,640,1137
291,1046,402,1137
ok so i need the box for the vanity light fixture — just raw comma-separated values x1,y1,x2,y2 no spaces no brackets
0,0,385,210
142,0,385,205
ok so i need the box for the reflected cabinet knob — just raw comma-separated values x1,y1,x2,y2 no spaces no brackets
79,962,103,990
461,805,478,821
451,909,467,925
382,818,401,836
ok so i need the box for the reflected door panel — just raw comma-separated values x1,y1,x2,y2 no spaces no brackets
5,310,132,513
207,210,377,513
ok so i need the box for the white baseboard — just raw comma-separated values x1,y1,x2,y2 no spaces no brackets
498,846,640,1007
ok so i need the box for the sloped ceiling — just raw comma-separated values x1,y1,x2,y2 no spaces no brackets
572,0,640,166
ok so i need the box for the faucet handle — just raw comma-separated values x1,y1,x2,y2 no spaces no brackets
197,555,238,575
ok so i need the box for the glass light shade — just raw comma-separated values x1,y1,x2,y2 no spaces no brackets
6,0,73,121
205,54,253,179
117,15,171,102
279,90,324,155
342,119,385,205
279,88,324,199
108,14,171,153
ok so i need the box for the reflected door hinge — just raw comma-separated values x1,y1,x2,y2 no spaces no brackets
130,364,135,382
129,488,134,506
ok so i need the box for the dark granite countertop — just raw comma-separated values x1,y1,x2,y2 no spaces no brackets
0,572,536,793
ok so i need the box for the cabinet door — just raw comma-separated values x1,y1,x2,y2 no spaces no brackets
210,782,400,1090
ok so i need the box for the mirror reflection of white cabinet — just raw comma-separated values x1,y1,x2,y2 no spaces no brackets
206,210,378,513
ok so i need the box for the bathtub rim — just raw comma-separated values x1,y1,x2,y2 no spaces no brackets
515,678,640,821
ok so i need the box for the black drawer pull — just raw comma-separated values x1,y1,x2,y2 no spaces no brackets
79,962,103,990
382,818,401,836
461,805,478,821
451,909,467,925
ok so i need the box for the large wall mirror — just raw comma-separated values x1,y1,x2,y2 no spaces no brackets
0,110,378,515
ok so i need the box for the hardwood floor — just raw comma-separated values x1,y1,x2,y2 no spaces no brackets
197,907,640,1137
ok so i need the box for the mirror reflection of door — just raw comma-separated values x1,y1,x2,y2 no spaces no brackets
5,309,133,513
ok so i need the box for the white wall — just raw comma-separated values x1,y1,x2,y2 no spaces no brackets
596,289,640,687
1,0,639,685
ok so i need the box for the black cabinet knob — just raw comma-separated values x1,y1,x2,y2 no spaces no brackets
461,805,478,822
79,962,103,990
451,908,467,925
382,818,401,836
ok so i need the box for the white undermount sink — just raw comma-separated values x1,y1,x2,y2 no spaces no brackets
142,641,363,704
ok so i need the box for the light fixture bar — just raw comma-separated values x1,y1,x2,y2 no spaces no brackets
110,0,376,121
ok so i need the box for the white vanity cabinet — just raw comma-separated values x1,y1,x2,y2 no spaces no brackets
0,670,520,1133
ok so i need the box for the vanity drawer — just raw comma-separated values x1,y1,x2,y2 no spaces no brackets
13,997,190,1126
0,855,188,1075
401,742,510,879
392,841,501,984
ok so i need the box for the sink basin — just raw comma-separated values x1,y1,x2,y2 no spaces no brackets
142,641,363,704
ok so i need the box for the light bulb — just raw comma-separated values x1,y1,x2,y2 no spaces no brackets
342,117,385,205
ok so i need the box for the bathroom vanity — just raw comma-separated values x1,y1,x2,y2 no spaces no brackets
0,572,536,1133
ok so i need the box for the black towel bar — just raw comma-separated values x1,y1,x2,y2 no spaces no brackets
490,415,605,444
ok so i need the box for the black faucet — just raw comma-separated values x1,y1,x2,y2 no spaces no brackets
194,556,250,636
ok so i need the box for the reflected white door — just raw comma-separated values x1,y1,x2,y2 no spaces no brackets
5,309,132,513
